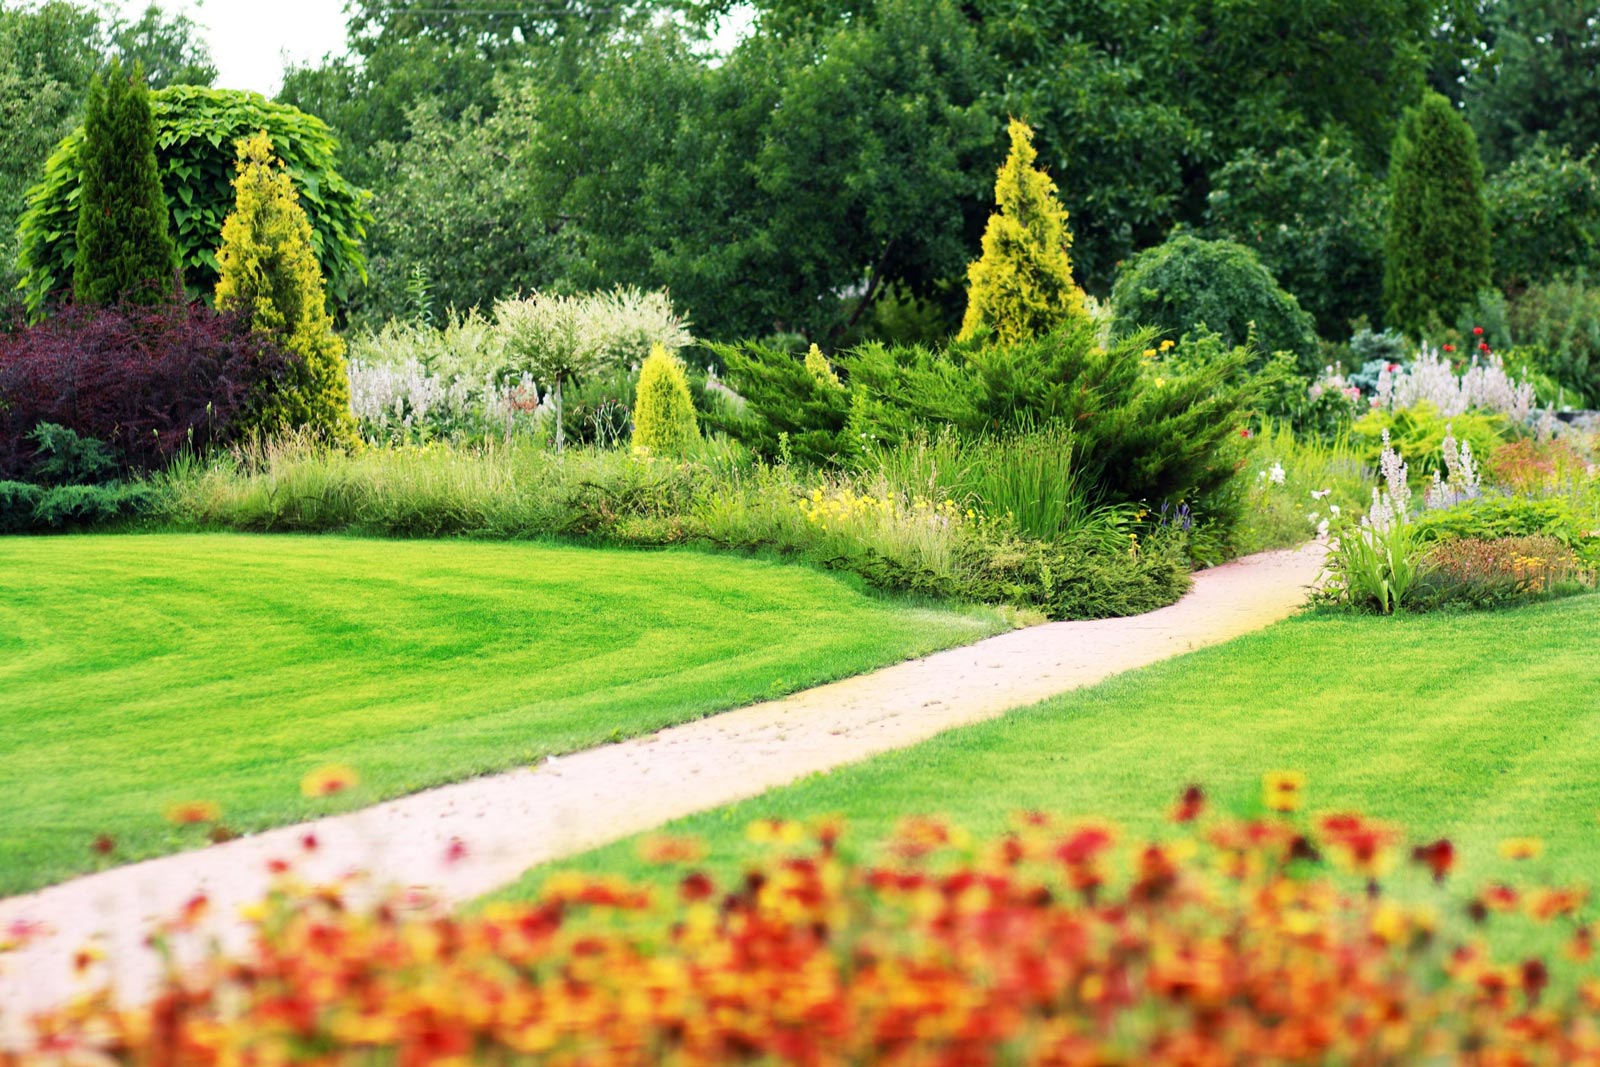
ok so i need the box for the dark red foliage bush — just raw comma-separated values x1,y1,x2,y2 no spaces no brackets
0,299,300,478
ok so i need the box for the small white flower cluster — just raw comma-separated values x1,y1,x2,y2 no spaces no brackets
1308,365,1362,403
1307,488,1338,538
1423,424,1481,511
1365,429,1411,532
1375,345,1536,421
1257,461,1287,486
347,360,543,443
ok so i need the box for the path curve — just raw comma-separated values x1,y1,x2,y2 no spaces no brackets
0,543,1325,1029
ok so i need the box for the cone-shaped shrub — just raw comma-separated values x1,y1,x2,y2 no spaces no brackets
1384,92,1492,335
214,131,354,440
632,343,701,455
958,119,1089,345
72,59,177,306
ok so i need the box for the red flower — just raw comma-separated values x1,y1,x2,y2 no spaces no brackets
1473,326,1484,336
1480,342,1491,352
1412,838,1456,883
1387,363,1401,372
1239,427,1252,438
91,834,116,856
1443,344,1455,352
1170,785,1206,823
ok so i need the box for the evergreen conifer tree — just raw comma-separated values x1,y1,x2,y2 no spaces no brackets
632,343,701,455
1384,91,1492,335
72,58,177,306
214,131,354,439
958,119,1089,345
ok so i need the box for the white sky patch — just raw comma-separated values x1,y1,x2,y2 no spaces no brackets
113,0,350,97
114,0,756,97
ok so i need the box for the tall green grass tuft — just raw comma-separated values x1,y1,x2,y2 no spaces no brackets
157,434,1191,620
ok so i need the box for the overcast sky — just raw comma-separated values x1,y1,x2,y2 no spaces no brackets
113,1,755,99
114,0,350,97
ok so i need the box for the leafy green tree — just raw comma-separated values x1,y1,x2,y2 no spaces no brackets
107,3,216,89
214,132,355,440
1384,91,1492,336
1205,138,1388,336
538,1,992,342
632,343,701,455
958,118,1088,345
18,86,371,315
352,90,566,325
72,58,176,306
0,0,101,311
1464,0,1600,172
738,0,1438,290
1487,145,1600,294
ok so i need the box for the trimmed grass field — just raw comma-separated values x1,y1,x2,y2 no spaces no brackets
0,533,1008,895
511,593,1600,895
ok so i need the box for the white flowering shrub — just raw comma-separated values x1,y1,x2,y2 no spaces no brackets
345,290,692,448
1375,344,1537,422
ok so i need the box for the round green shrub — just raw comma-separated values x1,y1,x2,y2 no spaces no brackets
17,85,371,316
1109,235,1320,374
632,343,701,455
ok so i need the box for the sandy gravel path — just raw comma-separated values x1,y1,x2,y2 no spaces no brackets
0,542,1324,1030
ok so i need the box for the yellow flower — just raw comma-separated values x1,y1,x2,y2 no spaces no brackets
1499,837,1544,861
1143,348,1157,359
1160,339,1176,351
1263,770,1306,813
1154,377,1165,388
301,764,361,798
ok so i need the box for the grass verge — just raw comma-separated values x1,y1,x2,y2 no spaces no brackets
0,532,1010,895
503,594,1600,896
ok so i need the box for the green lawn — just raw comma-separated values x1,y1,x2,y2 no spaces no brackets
510,594,1600,896
0,533,1007,895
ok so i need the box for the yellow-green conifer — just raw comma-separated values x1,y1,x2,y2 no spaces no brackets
215,131,354,440
804,343,842,389
958,119,1089,345
632,343,701,454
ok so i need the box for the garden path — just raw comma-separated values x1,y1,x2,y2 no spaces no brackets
0,542,1325,1033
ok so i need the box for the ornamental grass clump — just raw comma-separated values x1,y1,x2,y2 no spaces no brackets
14,782,1600,1067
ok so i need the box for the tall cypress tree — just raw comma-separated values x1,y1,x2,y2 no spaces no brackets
72,58,177,306
1383,91,1492,336
958,118,1089,346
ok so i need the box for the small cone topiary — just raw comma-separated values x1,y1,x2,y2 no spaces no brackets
958,119,1089,346
632,343,701,455
1384,91,1492,336
72,58,177,306
215,131,354,440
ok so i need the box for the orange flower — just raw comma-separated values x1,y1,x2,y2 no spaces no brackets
300,764,360,798
165,800,221,825
638,835,707,865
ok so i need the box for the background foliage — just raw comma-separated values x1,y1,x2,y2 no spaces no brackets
17,85,371,315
